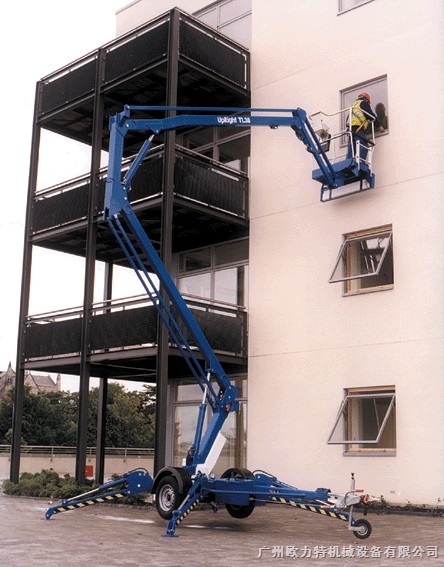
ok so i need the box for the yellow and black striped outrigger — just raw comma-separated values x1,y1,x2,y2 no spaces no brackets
45,468,153,520
270,496,349,522
164,471,372,539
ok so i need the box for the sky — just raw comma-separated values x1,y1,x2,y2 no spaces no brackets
0,1,140,391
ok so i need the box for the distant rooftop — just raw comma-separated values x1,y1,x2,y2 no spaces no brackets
0,363,61,399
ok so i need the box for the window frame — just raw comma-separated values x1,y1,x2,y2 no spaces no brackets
195,0,252,39
177,239,249,308
340,75,389,139
338,0,374,15
329,225,394,295
327,386,396,454
173,376,247,471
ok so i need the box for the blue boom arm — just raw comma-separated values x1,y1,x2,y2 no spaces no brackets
104,105,356,471
46,106,374,540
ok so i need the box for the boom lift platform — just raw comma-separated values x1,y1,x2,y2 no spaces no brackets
46,106,374,539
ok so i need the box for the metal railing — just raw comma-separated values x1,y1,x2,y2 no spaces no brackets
24,291,248,361
0,445,154,458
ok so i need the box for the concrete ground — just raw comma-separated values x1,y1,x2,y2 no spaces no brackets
0,493,443,566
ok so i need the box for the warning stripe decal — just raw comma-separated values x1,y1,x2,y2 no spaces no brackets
175,499,201,526
271,497,348,522
52,492,126,514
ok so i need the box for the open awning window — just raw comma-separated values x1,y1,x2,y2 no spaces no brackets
327,391,396,446
329,228,393,284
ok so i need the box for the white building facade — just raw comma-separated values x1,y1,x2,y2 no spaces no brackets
117,0,444,506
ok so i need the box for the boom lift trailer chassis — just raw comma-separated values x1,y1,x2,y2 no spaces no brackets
46,106,373,539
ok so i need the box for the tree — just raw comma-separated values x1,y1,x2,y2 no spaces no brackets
0,388,14,444
87,383,155,448
0,384,156,448
21,390,78,446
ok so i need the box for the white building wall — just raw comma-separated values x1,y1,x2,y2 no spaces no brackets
116,0,213,36
248,0,444,505
248,0,444,504
116,0,444,505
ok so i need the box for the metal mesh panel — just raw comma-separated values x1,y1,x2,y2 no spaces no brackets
40,58,97,116
175,157,247,217
171,306,246,357
104,23,169,84
130,156,164,202
190,308,245,356
24,319,82,359
32,184,89,232
179,21,246,88
90,306,158,351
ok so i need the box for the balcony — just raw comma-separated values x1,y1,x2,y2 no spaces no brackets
23,295,248,380
31,145,249,258
37,9,250,153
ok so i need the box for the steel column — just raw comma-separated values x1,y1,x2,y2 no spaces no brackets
10,83,42,483
95,261,113,484
154,9,180,474
95,377,108,485
76,49,105,483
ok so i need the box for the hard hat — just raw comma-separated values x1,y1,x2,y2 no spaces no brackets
358,92,371,103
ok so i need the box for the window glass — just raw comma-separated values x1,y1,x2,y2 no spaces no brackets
195,0,252,48
173,376,247,471
176,381,204,402
220,0,251,21
217,136,250,170
215,239,248,266
178,240,248,306
179,248,211,273
197,9,218,27
180,128,250,173
339,0,373,14
219,14,252,46
328,387,396,451
181,128,214,151
178,273,211,299
216,266,249,306
173,405,198,466
214,268,238,304
329,226,394,294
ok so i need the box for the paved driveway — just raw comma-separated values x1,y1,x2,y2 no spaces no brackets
0,493,442,566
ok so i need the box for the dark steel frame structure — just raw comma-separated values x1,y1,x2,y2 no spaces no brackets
11,8,250,484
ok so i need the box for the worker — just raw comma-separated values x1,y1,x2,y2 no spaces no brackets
346,92,376,162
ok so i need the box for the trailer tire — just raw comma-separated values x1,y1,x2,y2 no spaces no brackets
352,518,372,540
222,468,255,519
155,475,181,520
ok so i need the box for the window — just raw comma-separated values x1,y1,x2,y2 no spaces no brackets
179,127,250,173
338,0,373,15
328,386,396,453
329,225,394,294
178,239,249,307
173,377,247,474
179,248,211,273
195,0,252,47
341,76,389,137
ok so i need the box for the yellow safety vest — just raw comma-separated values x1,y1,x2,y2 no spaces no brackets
350,99,369,131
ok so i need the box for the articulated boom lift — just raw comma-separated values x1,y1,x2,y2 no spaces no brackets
46,106,374,539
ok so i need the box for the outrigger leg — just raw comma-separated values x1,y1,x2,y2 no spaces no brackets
165,475,204,537
45,468,153,520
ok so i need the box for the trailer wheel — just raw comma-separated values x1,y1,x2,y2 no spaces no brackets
222,468,255,519
156,475,181,520
352,518,372,540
